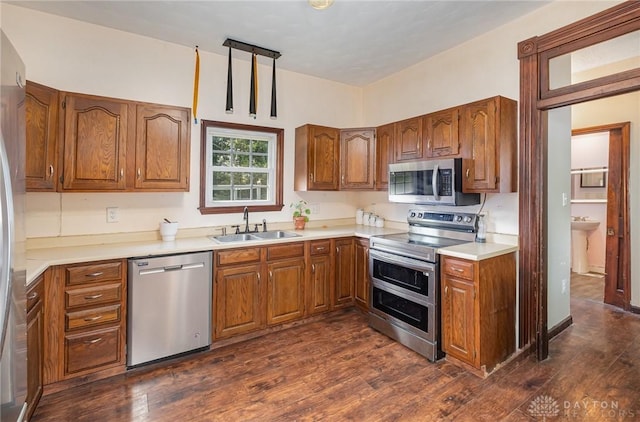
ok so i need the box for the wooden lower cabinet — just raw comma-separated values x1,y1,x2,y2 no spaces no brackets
26,276,44,420
441,253,516,375
267,258,305,325
307,240,332,315
354,238,369,311
43,259,127,385
214,262,263,339
333,238,355,309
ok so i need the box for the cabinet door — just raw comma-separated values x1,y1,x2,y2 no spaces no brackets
394,117,423,162
215,264,264,338
333,238,355,309
375,123,394,190
425,108,460,158
461,99,497,191
62,93,128,191
26,279,44,420
308,125,340,190
267,258,305,325
308,254,331,315
134,104,190,191
442,276,476,366
26,81,59,191
340,128,375,190
354,238,369,310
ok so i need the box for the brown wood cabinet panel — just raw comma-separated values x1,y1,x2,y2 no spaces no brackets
442,277,475,365
266,243,304,261
216,248,262,267
65,283,122,309
309,240,331,255
64,326,122,375
215,264,264,338
267,258,305,325
354,238,369,311
294,124,340,190
26,277,44,420
375,123,394,190
65,304,121,331
61,93,128,191
65,261,123,286
308,254,331,315
26,81,59,192
461,96,517,193
340,128,375,190
333,238,355,309
424,107,460,158
394,117,423,162
442,258,474,281
133,104,190,191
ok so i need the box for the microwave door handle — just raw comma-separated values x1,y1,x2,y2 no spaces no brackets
432,163,440,201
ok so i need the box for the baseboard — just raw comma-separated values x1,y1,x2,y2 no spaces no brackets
548,315,573,339
629,305,640,314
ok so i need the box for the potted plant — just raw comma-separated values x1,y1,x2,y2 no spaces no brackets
290,200,311,230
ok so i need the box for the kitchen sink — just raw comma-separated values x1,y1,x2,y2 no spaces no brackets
252,230,301,240
209,230,300,243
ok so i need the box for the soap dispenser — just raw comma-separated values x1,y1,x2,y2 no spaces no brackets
476,214,487,243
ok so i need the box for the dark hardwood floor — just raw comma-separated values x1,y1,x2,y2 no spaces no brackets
33,293,640,421
571,272,605,303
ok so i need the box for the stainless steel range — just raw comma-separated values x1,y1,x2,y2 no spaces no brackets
369,209,478,361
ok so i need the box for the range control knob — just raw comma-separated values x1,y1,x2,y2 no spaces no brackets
410,212,416,218
417,213,423,218
455,215,463,222
464,216,473,223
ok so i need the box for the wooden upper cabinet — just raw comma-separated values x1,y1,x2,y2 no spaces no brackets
375,123,394,190
61,93,128,191
133,104,190,191
394,117,423,162
340,128,375,190
424,107,460,158
25,81,59,192
295,124,340,191
461,96,517,193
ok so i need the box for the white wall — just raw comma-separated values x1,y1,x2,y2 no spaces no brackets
1,4,364,238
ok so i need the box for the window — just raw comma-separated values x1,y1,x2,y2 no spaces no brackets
199,121,284,214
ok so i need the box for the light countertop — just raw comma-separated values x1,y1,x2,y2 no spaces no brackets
26,224,518,285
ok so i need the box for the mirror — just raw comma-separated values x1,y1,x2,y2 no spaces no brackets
571,167,607,202
580,169,606,188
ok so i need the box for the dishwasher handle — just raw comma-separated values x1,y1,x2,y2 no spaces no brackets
138,261,205,276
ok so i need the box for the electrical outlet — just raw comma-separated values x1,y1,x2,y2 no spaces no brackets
106,207,119,223
309,203,319,214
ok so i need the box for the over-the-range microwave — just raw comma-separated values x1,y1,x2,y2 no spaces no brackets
388,158,480,206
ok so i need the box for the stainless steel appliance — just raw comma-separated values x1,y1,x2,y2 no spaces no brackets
0,31,27,422
127,251,212,367
369,210,477,361
388,158,480,206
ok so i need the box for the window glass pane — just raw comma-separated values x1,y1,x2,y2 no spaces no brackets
212,136,231,151
253,139,268,154
212,152,230,167
213,189,231,201
252,155,268,168
548,30,640,90
233,153,250,167
234,188,251,200
253,187,267,200
254,172,268,186
212,171,230,185
233,138,252,153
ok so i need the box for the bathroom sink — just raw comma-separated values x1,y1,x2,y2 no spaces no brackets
209,230,300,243
252,230,300,240
571,220,600,231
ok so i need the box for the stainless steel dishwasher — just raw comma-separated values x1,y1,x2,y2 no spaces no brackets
127,251,212,367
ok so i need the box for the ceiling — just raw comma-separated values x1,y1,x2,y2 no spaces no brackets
12,0,549,86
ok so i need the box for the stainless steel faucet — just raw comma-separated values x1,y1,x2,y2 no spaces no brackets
243,206,249,233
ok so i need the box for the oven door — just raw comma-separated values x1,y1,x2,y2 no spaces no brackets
369,249,437,303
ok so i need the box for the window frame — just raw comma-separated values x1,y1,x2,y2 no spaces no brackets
199,120,284,214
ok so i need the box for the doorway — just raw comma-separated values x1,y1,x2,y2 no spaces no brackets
517,2,640,360
570,122,631,309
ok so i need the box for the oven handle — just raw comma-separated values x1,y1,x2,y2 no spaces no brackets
432,163,440,201
369,249,436,273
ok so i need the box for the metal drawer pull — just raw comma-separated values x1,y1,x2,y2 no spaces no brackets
84,294,103,300
83,337,103,344
316,247,325,251
27,292,39,300
451,267,464,273
83,315,103,322
311,264,316,273
85,272,104,278
49,165,54,177
257,273,261,282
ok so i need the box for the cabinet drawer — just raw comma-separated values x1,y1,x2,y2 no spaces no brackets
65,283,122,309
216,248,261,266
27,277,44,313
443,257,475,281
267,243,304,261
65,305,121,331
64,326,121,375
310,240,331,255
66,261,123,286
